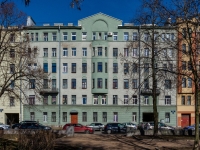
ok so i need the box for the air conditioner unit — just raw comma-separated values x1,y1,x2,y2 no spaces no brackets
108,32,113,36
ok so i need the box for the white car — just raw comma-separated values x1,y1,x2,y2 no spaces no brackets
0,123,10,130
122,122,137,129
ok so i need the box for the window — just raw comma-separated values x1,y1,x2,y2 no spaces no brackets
71,79,76,89
163,49,167,57
187,96,191,105
10,80,14,89
124,79,129,89
168,49,173,57
63,48,68,57
182,44,186,54
35,33,38,41
113,48,118,57
93,47,95,56
98,62,102,72
43,48,48,57
98,47,102,56
92,32,96,40
124,63,129,74
63,79,68,89
82,95,87,104
43,79,48,89
92,79,95,89
132,112,137,122
63,95,67,104
29,95,35,105
144,96,149,105
104,32,107,40
82,63,87,73
165,113,170,123
43,33,48,41
113,112,118,122
10,49,15,57
124,48,129,57
124,95,128,104
43,96,48,105
82,112,87,122
93,112,98,122
52,32,57,41
113,63,118,73
51,112,56,122
63,112,67,122
101,95,106,105
165,96,171,105
82,79,87,89
52,79,56,89
82,32,87,40
181,96,185,105
72,95,76,104
72,48,76,56
52,63,56,73
144,33,150,42
132,95,137,105
82,48,87,56
182,61,186,70
93,63,95,73
105,47,107,57
188,78,192,88
10,97,15,106
113,32,118,41
52,96,56,104
93,95,98,104
98,32,102,39
63,63,68,73
71,32,76,40
63,32,67,41
113,79,118,89
43,63,48,73
113,95,118,104
105,79,107,89
182,28,186,38
165,80,171,89
30,112,35,121
133,32,138,40
97,78,102,88
42,112,47,122
132,63,138,73
10,64,15,73
182,78,186,87
171,33,175,41
70,63,76,73
133,48,138,57
144,63,149,73
105,63,107,73
10,34,15,42
144,48,149,57
188,61,192,70
144,79,149,89
124,32,129,41
161,33,165,41
102,112,107,122
29,79,35,89
132,79,137,89
52,48,56,57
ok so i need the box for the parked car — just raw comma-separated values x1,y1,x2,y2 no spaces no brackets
12,120,37,129
138,122,174,130
87,123,104,131
63,123,94,134
0,123,10,130
19,122,51,130
183,124,200,130
104,123,126,134
122,122,137,129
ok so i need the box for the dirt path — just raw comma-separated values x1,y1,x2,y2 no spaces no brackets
54,134,195,150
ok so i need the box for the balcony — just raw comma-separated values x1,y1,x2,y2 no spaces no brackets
40,88,59,96
141,88,160,96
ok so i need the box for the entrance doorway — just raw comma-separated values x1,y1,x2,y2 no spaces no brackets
143,113,154,122
5,113,19,125
71,114,78,124
181,114,190,127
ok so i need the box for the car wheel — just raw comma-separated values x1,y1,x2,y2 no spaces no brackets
14,127,19,129
0,128,3,130
107,130,111,134
85,130,90,134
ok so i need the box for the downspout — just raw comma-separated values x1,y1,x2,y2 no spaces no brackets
138,25,141,123
58,25,61,126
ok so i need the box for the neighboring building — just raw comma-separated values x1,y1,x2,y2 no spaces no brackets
23,13,177,127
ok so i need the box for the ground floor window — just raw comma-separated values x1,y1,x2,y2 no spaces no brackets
30,112,35,121
93,112,98,122
132,112,137,122
102,112,107,122
43,112,47,122
52,112,56,122
113,112,118,122
165,112,170,123
82,112,87,122
63,112,67,122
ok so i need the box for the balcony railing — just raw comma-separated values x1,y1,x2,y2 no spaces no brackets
141,88,160,96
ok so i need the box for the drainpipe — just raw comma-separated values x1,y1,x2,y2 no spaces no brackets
138,25,141,123
58,25,61,126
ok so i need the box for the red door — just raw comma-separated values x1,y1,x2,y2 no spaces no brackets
181,114,190,127
71,114,78,124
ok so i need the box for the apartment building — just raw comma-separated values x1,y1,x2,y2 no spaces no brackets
23,13,177,127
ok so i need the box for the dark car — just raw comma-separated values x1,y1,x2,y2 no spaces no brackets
104,123,126,134
19,122,51,130
63,123,94,134
183,124,200,131
12,120,37,129
87,123,104,131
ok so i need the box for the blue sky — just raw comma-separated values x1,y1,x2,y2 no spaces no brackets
12,0,142,26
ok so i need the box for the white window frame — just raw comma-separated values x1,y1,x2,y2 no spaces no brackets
101,96,106,105
132,96,137,105
165,96,171,105
82,32,87,40
93,98,98,105
43,112,47,122
133,32,138,40
124,32,129,41
104,32,107,40
113,112,118,122
188,78,192,88
63,63,68,73
52,48,56,57
144,48,149,57
124,48,129,57
124,95,128,105
63,32,68,41
30,112,35,121
132,48,138,57
63,48,68,57
82,48,87,56
132,112,137,122
92,32,96,40
144,97,149,105
52,32,57,41
82,96,87,104
63,79,68,89
113,32,117,41
72,48,76,56
71,32,76,41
